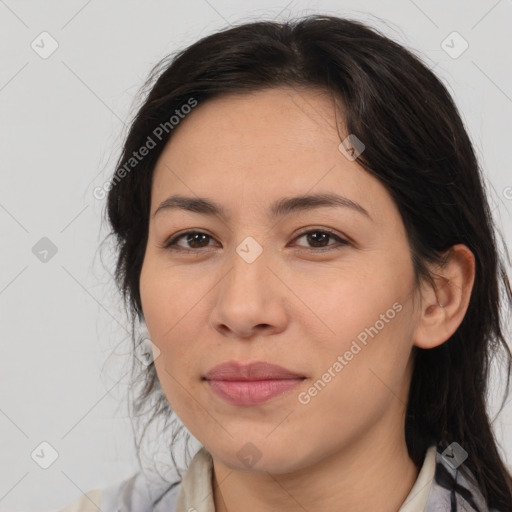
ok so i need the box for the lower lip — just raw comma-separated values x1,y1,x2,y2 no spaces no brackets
206,378,304,406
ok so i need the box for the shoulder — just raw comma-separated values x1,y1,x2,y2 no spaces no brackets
56,489,103,512
56,472,183,512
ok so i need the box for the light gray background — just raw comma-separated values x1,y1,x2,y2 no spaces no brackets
1,1,511,511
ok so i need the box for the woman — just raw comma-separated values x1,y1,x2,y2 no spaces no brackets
60,15,512,512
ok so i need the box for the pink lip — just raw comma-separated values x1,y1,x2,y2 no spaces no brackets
203,361,305,406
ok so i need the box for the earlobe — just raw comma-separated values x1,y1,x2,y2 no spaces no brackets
413,244,475,349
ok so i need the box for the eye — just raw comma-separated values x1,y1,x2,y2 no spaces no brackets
162,228,349,253
162,231,216,251
292,228,349,252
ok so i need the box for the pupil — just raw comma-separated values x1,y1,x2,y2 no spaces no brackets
188,233,208,248
308,232,328,247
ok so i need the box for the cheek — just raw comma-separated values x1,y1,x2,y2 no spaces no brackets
298,305,414,441
297,257,415,399
290,255,413,343
140,258,207,389
140,258,196,342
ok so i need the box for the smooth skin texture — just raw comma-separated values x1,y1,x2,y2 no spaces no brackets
139,86,475,512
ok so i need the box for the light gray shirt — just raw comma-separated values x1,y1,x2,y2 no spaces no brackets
57,443,499,512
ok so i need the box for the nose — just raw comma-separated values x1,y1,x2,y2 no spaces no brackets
208,248,288,339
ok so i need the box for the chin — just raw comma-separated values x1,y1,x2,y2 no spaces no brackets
209,438,314,475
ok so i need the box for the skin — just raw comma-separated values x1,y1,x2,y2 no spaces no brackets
139,86,475,512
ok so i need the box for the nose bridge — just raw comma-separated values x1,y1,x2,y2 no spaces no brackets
223,238,270,307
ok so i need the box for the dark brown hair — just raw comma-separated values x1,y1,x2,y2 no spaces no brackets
102,15,512,509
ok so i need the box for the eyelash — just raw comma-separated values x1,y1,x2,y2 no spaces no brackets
161,228,349,254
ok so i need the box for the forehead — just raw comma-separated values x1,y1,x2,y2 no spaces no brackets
150,87,392,224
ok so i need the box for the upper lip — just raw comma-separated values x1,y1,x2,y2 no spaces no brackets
204,361,305,381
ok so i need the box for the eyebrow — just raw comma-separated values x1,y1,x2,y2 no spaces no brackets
153,193,372,221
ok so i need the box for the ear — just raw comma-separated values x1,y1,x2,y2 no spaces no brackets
413,244,475,349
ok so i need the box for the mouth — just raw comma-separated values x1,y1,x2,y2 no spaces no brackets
203,360,306,406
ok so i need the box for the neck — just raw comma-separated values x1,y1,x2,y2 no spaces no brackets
212,427,420,512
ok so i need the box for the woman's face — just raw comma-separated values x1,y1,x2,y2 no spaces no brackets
139,87,421,473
